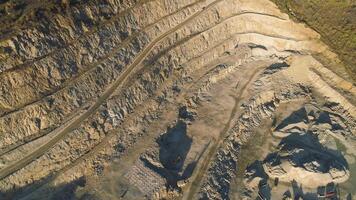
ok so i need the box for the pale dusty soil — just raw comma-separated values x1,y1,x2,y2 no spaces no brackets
0,0,354,199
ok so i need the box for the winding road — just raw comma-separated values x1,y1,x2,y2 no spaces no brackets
0,0,224,181
184,62,267,200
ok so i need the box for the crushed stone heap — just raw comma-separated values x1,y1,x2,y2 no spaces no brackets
0,0,354,199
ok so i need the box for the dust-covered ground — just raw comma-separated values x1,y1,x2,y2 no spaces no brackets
0,0,354,199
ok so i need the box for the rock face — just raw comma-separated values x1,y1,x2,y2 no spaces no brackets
264,105,351,188
264,134,349,187
0,0,355,199
264,105,350,187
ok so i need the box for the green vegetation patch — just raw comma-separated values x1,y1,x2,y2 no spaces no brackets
271,0,356,81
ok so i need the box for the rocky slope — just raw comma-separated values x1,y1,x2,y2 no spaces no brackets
0,0,354,199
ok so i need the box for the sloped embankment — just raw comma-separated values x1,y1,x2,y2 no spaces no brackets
0,0,354,199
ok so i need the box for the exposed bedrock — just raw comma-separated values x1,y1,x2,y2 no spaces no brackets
0,0,354,199
263,133,349,187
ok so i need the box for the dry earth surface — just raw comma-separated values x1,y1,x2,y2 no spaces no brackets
0,0,355,199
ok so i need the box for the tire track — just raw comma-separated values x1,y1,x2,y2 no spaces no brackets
9,13,255,199
0,0,220,159
1,8,298,119
184,63,266,200
0,11,303,167
0,0,207,158
18,27,247,200
0,0,205,118
0,7,292,158
0,0,224,181
238,11,287,21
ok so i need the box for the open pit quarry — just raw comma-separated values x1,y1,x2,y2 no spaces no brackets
0,0,355,199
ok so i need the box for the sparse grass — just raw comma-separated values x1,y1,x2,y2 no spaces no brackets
271,0,356,81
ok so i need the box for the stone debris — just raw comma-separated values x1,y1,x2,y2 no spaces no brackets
124,159,166,196
0,0,354,199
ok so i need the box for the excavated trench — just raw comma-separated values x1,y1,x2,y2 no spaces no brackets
0,0,355,199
